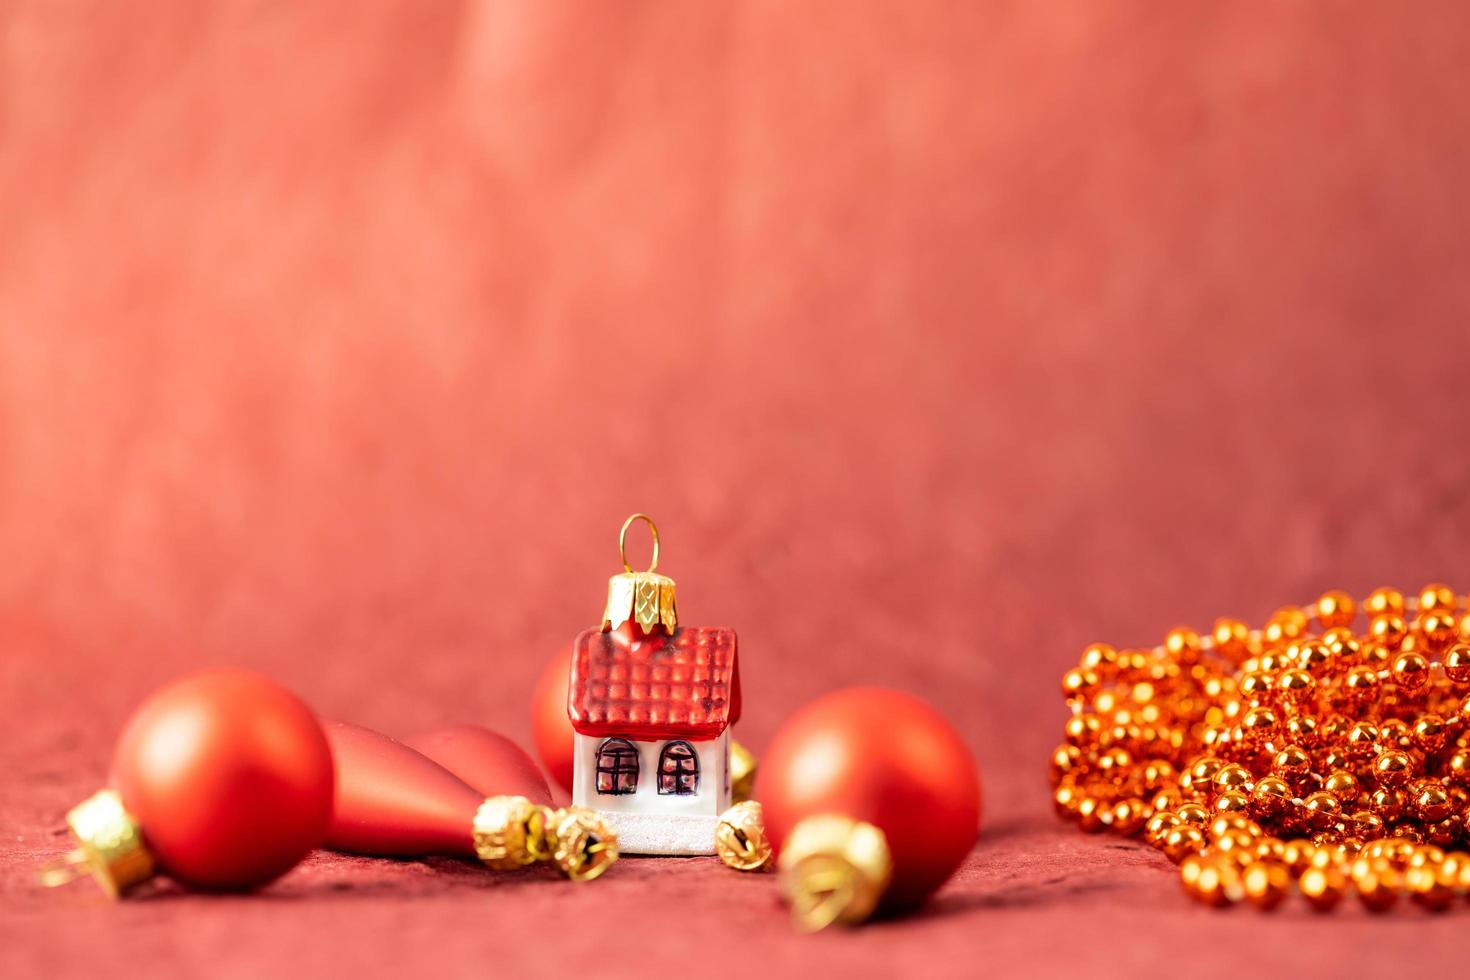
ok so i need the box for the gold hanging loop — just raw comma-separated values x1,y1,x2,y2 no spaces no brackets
605,514,677,632
618,513,660,573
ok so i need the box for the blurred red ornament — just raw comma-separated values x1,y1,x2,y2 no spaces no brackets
761,687,981,921
405,723,552,806
324,721,619,880
46,668,334,897
110,668,335,890
531,651,576,793
325,721,489,857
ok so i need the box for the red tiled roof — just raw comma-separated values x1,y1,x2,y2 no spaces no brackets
567,625,740,740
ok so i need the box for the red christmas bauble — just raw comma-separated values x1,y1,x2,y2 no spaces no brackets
324,721,621,881
324,721,483,857
109,668,334,890
531,651,576,794
405,724,552,805
760,688,981,911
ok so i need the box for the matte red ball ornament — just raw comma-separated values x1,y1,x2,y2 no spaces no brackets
531,651,577,793
47,668,335,897
406,724,552,805
761,688,981,923
110,668,335,891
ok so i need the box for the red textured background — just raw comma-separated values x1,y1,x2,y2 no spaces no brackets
4,2,1470,976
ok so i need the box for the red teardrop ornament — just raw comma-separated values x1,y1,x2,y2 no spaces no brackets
760,688,982,911
323,721,483,857
404,724,552,805
109,668,335,890
531,651,576,793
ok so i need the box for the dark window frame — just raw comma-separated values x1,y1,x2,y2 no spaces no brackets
657,739,700,796
595,738,640,795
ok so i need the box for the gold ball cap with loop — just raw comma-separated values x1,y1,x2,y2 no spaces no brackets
472,795,552,871
39,789,156,898
603,513,678,633
777,814,893,931
473,797,619,881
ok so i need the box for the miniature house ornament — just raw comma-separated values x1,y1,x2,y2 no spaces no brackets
567,514,741,855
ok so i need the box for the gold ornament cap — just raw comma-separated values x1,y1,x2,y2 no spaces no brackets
603,514,678,633
716,801,773,872
40,789,156,898
472,796,554,870
547,807,620,882
777,814,893,931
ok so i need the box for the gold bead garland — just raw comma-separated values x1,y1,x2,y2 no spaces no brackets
1051,585,1470,911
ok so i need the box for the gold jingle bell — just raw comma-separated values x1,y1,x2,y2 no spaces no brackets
716,801,773,872
549,808,620,882
473,796,619,881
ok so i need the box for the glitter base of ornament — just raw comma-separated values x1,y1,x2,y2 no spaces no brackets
598,812,720,855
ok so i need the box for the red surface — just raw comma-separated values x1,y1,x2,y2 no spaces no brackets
4,1,1470,976
568,623,739,739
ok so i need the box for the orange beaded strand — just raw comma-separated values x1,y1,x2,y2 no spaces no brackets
1051,586,1470,911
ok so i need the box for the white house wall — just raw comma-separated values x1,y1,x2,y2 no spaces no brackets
572,731,731,817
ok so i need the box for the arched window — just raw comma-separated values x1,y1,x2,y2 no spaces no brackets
595,738,639,795
658,740,699,796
